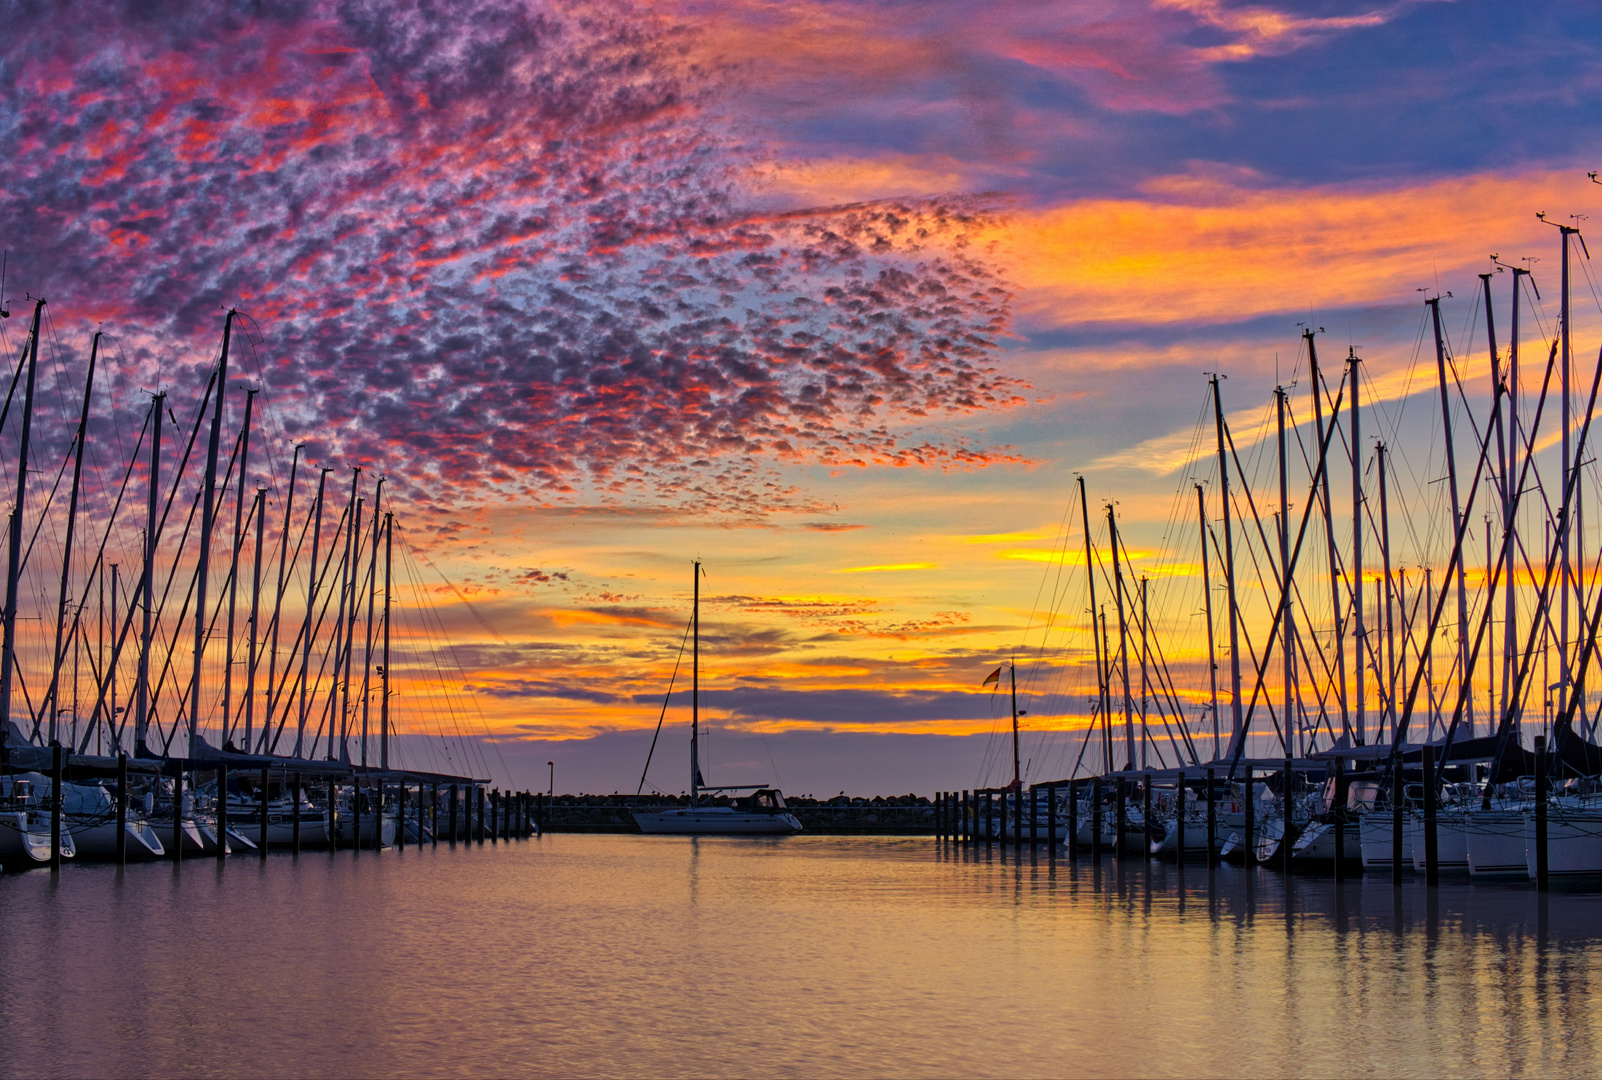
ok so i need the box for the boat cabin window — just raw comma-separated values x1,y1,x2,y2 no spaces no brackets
748,789,785,810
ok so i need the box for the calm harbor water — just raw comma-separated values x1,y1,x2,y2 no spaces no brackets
3,835,1600,1078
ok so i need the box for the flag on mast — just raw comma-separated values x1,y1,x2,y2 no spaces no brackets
982,666,1002,687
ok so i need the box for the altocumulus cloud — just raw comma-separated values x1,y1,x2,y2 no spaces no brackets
0,0,1024,514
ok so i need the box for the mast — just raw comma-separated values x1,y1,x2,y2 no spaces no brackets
265,444,302,751
245,487,265,751
1378,442,1395,740
297,467,331,757
1077,476,1110,761
1482,271,1509,728
192,309,234,757
1196,483,1220,758
1428,296,1472,738
1350,348,1365,744
1561,224,1574,723
1211,375,1245,750
380,512,393,771
135,393,164,756
1506,267,1530,726
359,478,383,767
0,298,42,738
1107,503,1135,769
342,495,364,762
109,563,117,754
1276,385,1292,758
1010,661,1021,789
691,559,701,804
222,388,256,744
1099,608,1113,772
43,329,100,743
1307,333,1350,744
1139,576,1150,770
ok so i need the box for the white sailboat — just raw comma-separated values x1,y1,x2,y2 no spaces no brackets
632,561,801,837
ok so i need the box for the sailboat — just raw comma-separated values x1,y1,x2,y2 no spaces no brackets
632,561,802,836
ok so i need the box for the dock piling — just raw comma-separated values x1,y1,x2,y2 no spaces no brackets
1391,758,1403,881
259,767,269,859
1143,773,1153,859
1030,786,1038,845
1333,759,1345,880
1206,768,1216,863
50,744,62,871
1175,771,1185,861
115,752,128,866
1422,744,1439,886
173,768,185,863
292,772,301,854
1535,735,1549,891
1091,778,1103,860
216,765,228,860
1115,778,1127,858
1242,768,1255,866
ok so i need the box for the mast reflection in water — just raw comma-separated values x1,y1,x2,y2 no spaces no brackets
2,836,1600,1078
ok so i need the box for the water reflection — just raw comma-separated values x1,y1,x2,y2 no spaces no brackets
0,837,1599,1078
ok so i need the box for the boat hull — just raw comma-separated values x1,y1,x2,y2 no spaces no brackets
633,808,801,835
1359,812,1413,869
0,811,72,868
1526,811,1602,878
65,818,165,860
1409,814,1471,872
1466,811,1528,877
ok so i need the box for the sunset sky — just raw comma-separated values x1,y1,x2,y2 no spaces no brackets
3,0,1601,793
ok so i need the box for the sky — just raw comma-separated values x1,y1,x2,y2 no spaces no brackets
3,0,1602,794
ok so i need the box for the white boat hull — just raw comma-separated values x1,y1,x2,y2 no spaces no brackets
1409,814,1470,872
1527,811,1602,878
1466,811,1528,877
1359,812,1412,869
65,818,165,860
0,810,72,867
633,808,801,835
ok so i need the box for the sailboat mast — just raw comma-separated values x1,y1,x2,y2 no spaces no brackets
0,298,42,738
265,444,302,750
1506,267,1529,727
1107,503,1135,769
1210,375,1245,752
1561,225,1574,723
1139,576,1150,770
1077,476,1109,759
1482,271,1507,727
381,511,392,771
1350,348,1365,744
135,393,164,756
1307,333,1350,744
245,487,265,750
297,467,330,757
43,328,99,744
359,478,383,767
1428,296,1471,737
691,560,700,805
192,309,234,757
1378,442,1395,741
1010,661,1020,789
1276,385,1292,758
222,388,256,744
1099,608,1113,773
1196,483,1220,758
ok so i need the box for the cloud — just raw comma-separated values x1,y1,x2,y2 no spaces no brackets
0,0,1024,516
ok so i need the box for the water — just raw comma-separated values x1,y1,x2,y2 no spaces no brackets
3,836,1601,1079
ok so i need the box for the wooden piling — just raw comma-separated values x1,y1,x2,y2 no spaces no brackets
1391,757,1403,881
115,752,128,866
1333,758,1345,880
430,784,439,846
353,780,363,853
398,781,407,852
1030,786,1038,845
1142,773,1153,859
255,767,267,859
1206,767,1216,863
375,780,385,850
478,785,487,844
1175,771,1185,861
50,744,62,871
1535,735,1549,891
291,772,301,855
1013,786,1023,850
1091,778,1103,860
1422,744,1439,886
1242,768,1255,866
1047,784,1057,848
172,768,185,863
215,765,228,860
1115,778,1127,858
327,778,336,855
1282,755,1294,874
449,783,458,844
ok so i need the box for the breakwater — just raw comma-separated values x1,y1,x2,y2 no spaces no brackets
538,793,935,834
